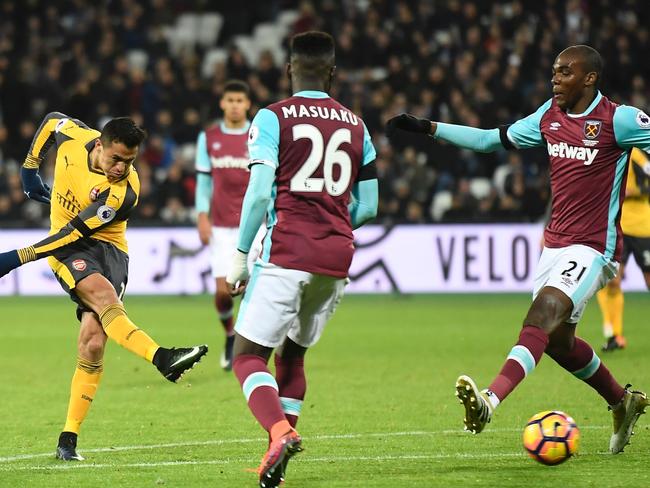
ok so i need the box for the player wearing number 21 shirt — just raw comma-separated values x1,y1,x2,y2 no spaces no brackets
225,31,378,487
387,44,650,454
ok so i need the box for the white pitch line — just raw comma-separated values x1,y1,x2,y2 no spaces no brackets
0,426,609,465
0,431,436,463
0,450,622,473
0,452,529,472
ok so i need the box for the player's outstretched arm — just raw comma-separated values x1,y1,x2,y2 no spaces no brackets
386,113,505,153
226,163,275,295
0,249,27,278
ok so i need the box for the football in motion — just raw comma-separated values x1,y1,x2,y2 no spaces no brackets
522,410,580,465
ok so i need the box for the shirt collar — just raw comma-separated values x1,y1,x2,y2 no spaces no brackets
566,91,602,118
220,121,250,134
293,90,330,99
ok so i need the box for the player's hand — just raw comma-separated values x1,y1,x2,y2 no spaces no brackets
0,250,21,278
20,167,51,204
385,114,432,137
197,213,211,245
226,249,249,296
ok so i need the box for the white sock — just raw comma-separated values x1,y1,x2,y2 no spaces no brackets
483,389,500,410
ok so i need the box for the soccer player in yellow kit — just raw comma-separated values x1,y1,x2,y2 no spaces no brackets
598,147,650,351
0,113,208,461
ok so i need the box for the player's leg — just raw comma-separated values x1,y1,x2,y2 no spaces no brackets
546,322,648,453
456,286,569,434
75,273,207,382
597,268,625,351
278,273,345,431
209,227,239,370
456,245,614,433
260,274,344,485
215,277,235,370
274,338,307,429
231,264,309,488
75,274,159,359
57,311,107,461
546,322,624,406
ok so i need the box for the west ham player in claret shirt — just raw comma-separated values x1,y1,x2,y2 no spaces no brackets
387,45,649,454
226,31,378,487
195,80,262,371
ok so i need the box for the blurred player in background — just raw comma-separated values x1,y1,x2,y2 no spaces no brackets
226,31,378,487
388,45,649,453
195,80,261,371
0,113,208,461
597,147,650,351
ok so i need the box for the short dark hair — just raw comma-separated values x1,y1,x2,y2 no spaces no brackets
223,79,250,98
566,45,603,85
290,31,335,78
100,117,146,148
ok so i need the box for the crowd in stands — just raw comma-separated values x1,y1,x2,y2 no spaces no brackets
1,0,648,227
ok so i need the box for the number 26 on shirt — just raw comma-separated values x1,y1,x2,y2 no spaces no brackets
290,124,352,196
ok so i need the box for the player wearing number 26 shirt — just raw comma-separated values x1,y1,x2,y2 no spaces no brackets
388,45,650,454
225,31,378,488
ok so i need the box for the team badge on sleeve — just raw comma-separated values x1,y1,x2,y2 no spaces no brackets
97,205,116,223
248,124,259,143
635,110,650,128
583,120,602,139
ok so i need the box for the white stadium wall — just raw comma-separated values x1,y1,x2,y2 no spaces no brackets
0,225,647,295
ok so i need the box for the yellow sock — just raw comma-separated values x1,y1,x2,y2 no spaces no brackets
609,287,624,337
63,357,103,434
99,304,159,362
596,288,613,338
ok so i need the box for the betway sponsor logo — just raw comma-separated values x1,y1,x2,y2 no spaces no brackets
281,104,359,125
210,156,249,169
547,142,598,166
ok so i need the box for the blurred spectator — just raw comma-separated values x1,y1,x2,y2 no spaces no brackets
1,0,649,228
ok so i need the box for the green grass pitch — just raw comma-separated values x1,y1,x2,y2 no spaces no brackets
0,293,648,487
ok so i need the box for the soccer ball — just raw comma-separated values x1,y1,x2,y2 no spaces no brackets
522,410,580,465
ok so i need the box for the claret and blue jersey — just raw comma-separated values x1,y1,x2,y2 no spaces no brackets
237,90,378,278
434,91,650,262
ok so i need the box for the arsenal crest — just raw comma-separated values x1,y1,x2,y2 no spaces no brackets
583,120,601,139
89,187,100,201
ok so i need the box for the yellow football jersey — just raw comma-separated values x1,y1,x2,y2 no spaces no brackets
24,112,140,256
620,148,650,237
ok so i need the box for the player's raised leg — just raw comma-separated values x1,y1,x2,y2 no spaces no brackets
57,312,106,461
75,274,207,382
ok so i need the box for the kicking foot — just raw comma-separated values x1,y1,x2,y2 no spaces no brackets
154,345,208,382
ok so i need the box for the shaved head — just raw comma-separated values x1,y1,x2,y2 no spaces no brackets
558,45,603,86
